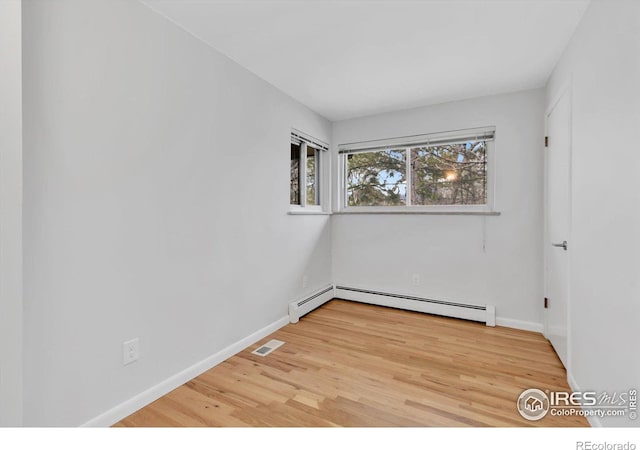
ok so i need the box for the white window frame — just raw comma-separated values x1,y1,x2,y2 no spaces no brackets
290,130,329,214
337,127,497,214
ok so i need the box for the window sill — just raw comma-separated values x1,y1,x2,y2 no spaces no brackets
287,211,332,216
333,210,500,216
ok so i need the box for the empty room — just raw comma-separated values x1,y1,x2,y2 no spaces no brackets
1,0,639,445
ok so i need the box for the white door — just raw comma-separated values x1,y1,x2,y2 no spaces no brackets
545,88,571,368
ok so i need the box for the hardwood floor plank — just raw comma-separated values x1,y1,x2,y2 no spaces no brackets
115,300,589,427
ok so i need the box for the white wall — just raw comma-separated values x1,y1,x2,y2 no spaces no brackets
22,0,331,426
0,0,24,427
546,0,640,427
331,90,545,328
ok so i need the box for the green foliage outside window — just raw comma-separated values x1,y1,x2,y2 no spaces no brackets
346,141,487,207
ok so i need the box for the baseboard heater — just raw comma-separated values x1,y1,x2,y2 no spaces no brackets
334,285,496,327
289,284,335,323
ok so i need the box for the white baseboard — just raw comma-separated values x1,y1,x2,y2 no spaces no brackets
567,372,600,428
567,372,580,393
335,285,493,325
495,316,543,333
289,284,335,323
81,315,289,427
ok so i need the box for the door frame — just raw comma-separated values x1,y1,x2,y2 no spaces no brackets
0,0,24,426
543,80,573,372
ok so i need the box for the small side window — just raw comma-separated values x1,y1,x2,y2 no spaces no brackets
290,130,328,211
305,144,319,206
290,143,301,205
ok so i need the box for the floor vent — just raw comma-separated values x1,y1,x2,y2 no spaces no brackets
334,285,495,326
251,339,285,357
289,284,335,324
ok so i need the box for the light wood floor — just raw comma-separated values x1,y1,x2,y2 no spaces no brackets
115,300,588,427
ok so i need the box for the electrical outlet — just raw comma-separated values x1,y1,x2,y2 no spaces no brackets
123,338,139,366
302,275,309,289
411,274,420,286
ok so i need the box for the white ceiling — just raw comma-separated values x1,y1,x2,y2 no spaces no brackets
143,0,589,121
